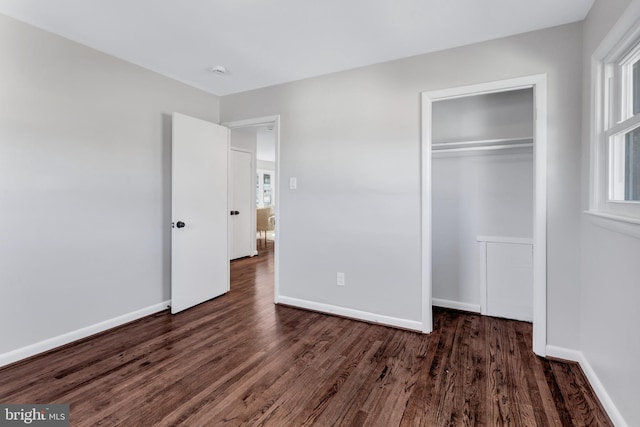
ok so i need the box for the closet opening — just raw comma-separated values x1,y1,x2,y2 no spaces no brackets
421,76,547,356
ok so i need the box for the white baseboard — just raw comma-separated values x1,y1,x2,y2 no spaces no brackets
546,345,628,427
432,298,481,313
545,345,581,362
0,300,170,368
276,296,423,332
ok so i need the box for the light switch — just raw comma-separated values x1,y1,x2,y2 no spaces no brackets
290,177,297,190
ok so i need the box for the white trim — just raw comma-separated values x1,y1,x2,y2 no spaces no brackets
421,92,433,333
584,209,640,225
0,301,170,368
590,57,606,210
432,298,481,314
223,115,281,303
274,117,281,303
546,345,629,427
226,129,231,291
545,344,582,362
476,236,534,245
532,75,548,357
277,296,423,332
479,241,488,315
422,74,547,356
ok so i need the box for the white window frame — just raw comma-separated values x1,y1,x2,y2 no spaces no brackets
589,7,640,225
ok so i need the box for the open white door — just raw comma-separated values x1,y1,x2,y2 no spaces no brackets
171,113,229,314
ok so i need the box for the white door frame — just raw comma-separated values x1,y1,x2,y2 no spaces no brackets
421,75,548,356
223,115,281,304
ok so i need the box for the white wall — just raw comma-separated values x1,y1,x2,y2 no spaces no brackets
0,14,220,357
581,1,639,425
221,23,583,341
257,160,276,171
230,128,257,153
432,89,534,143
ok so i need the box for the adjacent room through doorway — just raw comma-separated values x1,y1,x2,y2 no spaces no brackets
225,116,281,301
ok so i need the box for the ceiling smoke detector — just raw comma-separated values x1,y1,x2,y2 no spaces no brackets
211,65,227,75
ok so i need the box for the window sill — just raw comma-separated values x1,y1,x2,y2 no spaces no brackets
584,210,640,239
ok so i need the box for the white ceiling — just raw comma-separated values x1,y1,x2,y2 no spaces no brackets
0,0,595,96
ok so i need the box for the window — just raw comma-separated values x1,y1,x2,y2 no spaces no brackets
606,50,640,202
591,13,640,223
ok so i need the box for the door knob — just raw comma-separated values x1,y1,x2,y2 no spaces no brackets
234,211,240,215
176,221,186,228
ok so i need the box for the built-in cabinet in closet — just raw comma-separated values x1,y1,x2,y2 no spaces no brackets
431,88,534,321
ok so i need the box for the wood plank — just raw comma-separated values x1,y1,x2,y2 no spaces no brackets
514,325,563,427
549,359,614,427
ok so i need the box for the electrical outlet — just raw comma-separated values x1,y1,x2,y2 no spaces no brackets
336,272,345,286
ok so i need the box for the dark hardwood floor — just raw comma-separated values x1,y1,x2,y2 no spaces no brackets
0,240,611,426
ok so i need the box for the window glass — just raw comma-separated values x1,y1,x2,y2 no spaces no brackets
609,126,640,201
625,127,640,200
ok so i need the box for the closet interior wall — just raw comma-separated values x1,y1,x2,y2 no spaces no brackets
431,89,534,314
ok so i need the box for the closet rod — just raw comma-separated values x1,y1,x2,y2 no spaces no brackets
433,143,533,154
432,136,533,149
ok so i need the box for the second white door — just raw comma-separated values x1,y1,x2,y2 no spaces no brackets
229,149,253,260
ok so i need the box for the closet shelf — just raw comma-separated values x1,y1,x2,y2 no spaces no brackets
432,136,533,153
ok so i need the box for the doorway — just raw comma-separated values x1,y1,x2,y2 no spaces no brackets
421,75,548,356
255,126,277,249
224,116,281,301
